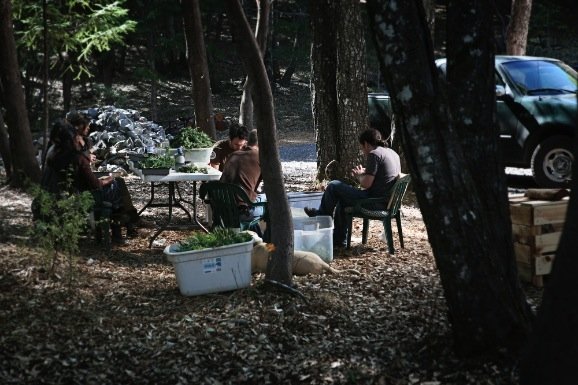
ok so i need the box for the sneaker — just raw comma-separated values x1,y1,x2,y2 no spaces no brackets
304,207,318,217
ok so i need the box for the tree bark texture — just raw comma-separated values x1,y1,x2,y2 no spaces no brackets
239,0,271,131
367,0,532,356
519,101,578,385
506,0,532,55
310,0,338,181
447,0,533,354
310,0,367,181
0,0,41,186
182,0,216,138
335,0,368,176
225,0,293,286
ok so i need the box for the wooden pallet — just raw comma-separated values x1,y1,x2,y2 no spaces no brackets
509,194,568,287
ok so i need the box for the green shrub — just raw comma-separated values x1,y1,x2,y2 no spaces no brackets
29,184,94,283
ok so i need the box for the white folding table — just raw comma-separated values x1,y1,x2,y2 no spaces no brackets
133,168,221,247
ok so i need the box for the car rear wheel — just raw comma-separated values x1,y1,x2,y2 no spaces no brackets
530,135,573,188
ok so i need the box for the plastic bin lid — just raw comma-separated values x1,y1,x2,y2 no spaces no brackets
293,215,333,230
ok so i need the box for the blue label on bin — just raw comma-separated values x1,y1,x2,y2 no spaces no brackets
202,257,222,273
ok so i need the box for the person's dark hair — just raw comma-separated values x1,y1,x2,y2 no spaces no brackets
228,122,250,141
358,128,386,147
68,113,90,130
49,119,76,149
247,129,258,147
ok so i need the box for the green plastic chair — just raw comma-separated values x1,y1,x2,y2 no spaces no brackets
199,181,267,231
344,174,411,254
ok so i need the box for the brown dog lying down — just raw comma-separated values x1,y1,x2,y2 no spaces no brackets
251,241,359,276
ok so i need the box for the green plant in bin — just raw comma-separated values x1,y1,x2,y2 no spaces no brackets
178,164,208,174
175,228,252,252
170,126,214,149
139,153,175,169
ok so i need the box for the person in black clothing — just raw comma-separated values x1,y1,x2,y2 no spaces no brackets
38,119,143,243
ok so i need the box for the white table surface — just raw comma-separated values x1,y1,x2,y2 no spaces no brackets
129,160,222,182
139,169,221,183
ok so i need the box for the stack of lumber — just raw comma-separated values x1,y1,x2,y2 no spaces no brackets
509,191,569,287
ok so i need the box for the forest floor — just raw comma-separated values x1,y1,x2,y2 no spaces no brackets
0,170,544,385
1,72,545,384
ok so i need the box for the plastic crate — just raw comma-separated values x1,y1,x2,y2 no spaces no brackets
293,215,334,263
164,239,253,296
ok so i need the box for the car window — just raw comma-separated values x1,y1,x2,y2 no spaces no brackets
502,60,578,95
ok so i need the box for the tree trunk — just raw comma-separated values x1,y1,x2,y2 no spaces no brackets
0,0,41,186
62,60,73,113
518,100,578,385
422,0,436,41
335,0,367,175
279,31,300,87
182,0,216,138
225,0,293,286
310,0,367,181
310,0,338,181
239,0,270,130
41,0,50,166
366,0,533,356
100,49,116,89
506,0,532,55
0,108,13,180
147,32,158,122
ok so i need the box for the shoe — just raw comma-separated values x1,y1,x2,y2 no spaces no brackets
304,207,318,217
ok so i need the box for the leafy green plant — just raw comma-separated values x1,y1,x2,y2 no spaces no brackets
139,153,175,168
170,126,214,149
177,164,208,174
175,228,252,252
29,184,94,284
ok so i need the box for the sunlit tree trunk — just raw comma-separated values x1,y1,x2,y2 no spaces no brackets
0,0,41,186
366,0,533,356
225,0,293,285
310,0,338,181
335,0,367,175
182,0,216,138
239,0,270,130
506,0,532,55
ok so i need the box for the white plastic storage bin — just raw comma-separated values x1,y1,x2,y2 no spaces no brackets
293,215,334,263
183,147,212,165
163,239,253,296
287,191,324,209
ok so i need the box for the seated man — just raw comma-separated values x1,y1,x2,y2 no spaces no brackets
209,122,249,171
220,129,265,236
305,128,401,248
